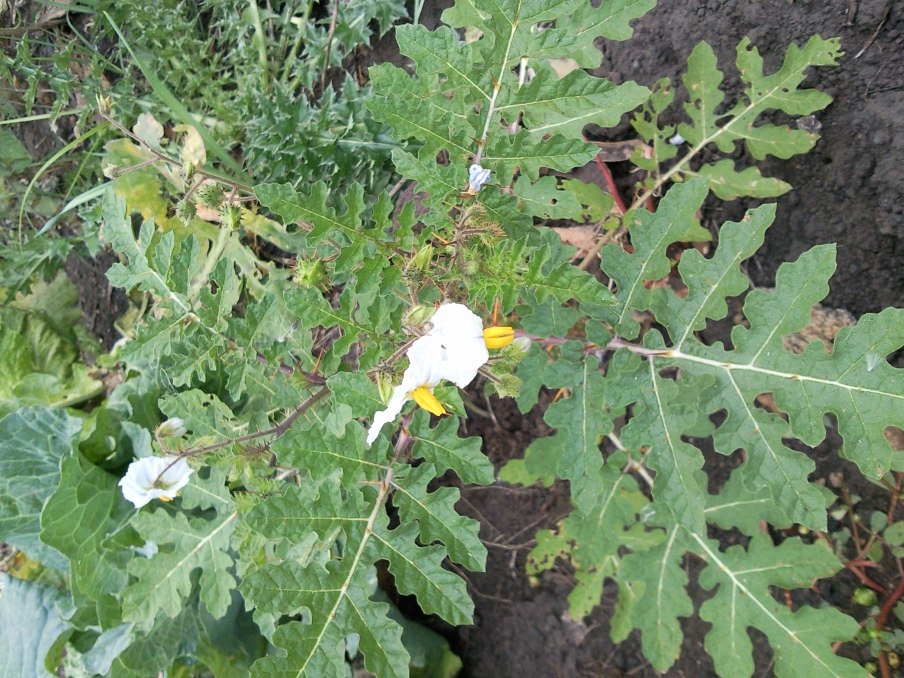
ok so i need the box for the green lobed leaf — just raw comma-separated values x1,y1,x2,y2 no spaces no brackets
693,533,865,678
616,525,693,671
408,411,495,486
602,178,709,339
634,37,842,200
122,501,238,627
391,464,486,571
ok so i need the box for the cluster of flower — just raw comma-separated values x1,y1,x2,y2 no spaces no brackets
119,303,515,508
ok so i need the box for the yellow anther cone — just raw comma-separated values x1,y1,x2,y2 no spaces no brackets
483,326,515,349
411,386,447,416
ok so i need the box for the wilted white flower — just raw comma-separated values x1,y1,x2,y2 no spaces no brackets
467,164,492,194
367,304,500,446
119,456,192,508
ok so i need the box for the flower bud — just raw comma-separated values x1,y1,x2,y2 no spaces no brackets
157,418,187,438
513,335,532,352
294,258,326,289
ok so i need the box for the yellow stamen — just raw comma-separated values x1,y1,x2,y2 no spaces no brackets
159,496,173,502
411,386,447,416
483,326,515,349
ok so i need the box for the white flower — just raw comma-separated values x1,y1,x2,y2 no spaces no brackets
119,456,193,508
467,164,492,194
366,303,490,446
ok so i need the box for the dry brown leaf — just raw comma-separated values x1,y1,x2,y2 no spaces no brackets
551,225,597,255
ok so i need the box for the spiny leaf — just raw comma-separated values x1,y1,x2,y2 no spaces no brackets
408,411,495,486
693,533,864,678
122,504,238,627
603,178,709,339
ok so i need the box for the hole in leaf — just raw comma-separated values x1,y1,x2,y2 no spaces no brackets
886,427,904,452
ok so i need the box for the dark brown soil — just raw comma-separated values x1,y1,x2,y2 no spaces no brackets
598,0,904,316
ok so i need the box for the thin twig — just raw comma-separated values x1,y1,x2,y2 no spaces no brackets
156,387,329,481
320,0,341,92
854,3,890,59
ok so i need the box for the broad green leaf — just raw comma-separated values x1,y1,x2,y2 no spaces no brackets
508,71,649,141
392,464,486,571
40,453,131,601
526,459,660,618
619,360,709,533
617,525,693,671
635,37,842,200
524,357,611,512
101,190,191,313
0,407,81,568
0,574,70,677
703,468,793,536
242,481,408,677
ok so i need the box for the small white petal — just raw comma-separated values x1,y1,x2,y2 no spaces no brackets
132,541,159,559
467,164,492,193
669,133,686,146
158,417,187,438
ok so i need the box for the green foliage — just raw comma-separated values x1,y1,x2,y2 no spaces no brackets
633,36,842,200
0,574,71,677
3,0,898,676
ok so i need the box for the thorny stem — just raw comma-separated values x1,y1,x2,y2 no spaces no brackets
154,386,329,482
320,0,341,92
517,330,671,359
472,18,518,164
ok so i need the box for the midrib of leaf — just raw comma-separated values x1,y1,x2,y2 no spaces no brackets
295,472,392,677
376,103,472,157
703,497,771,514
594,470,627,532
473,0,520,163
689,532,850,677
667,348,904,403
143,511,237,601
655,526,681,658
649,358,698,509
